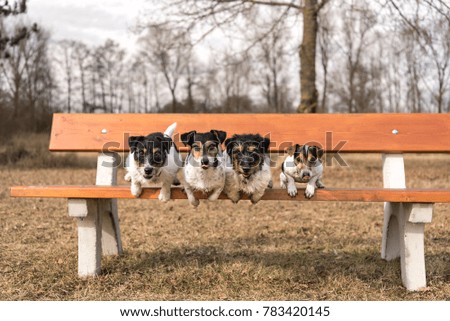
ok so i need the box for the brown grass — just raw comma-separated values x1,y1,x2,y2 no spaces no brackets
0,152,449,300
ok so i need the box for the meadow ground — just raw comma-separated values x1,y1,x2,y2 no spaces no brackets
0,142,449,300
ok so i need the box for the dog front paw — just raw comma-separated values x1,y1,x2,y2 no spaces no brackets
304,184,315,199
189,198,200,207
287,184,298,197
227,192,241,204
316,180,325,189
158,191,170,202
131,184,142,198
208,191,221,202
250,195,262,204
124,173,131,182
267,179,273,189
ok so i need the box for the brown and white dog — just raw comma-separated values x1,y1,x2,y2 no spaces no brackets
180,130,227,207
280,144,325,199
223,134,272,204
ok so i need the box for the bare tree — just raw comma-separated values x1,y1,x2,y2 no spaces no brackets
56,40,77,113
95,39,125,113
139,25,192,112
220,50,252,112
142,0,331,113
317,6,333,113
386,0,450,113
252,14,292,112
72,41,90,112
333,0,377,113
1,21,52,126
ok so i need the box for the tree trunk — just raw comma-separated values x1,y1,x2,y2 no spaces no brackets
298,0,318,114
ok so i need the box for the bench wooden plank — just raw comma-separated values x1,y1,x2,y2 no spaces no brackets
10,186,450,203
49,113,450,153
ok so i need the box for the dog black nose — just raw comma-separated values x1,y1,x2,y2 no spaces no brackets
201,157,209,166
144,167,153,175
242,167,251,173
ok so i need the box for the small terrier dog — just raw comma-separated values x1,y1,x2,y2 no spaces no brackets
280,144,325,199
224,134,272,204
180,129,227,207
124,122,180,201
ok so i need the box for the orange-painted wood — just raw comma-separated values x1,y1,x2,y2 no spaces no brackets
48,113,450,153
10,185,450,202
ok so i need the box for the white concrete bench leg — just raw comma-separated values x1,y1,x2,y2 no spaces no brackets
382,202,433,290
382,154,406,260
68,199,102,277
399,203,433,290
381,154,433,290
96,153,123,256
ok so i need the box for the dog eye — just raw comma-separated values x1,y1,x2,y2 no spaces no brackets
208,146,218,154
193,147,201,152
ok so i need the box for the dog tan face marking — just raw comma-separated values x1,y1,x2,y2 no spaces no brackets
191,142,203,160
204,141,219,157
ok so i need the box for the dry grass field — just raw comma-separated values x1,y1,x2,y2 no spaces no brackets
0,136,449,300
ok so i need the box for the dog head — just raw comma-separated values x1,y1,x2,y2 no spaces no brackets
300,144,324,167
225,134,270,178
181,130,227,170
128,133,172,179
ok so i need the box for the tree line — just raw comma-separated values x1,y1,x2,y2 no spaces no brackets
0,0,448,136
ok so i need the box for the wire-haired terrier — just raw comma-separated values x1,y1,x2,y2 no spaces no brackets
223,134,272,204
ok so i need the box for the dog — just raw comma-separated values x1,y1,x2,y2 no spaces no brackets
180,129,227,207
280,144,325,199
124,122,180,201
223,134,272,204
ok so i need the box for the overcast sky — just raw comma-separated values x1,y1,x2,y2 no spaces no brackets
27,0,148,51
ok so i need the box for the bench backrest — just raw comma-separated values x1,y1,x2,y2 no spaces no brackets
49,113,450,153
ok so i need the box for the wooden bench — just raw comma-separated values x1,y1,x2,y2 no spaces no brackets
10,113,450,291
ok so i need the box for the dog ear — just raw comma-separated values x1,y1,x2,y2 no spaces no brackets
287,145,295,156
317,146,324,159
259,137,271,154
224,137,236,156
180,131,196,146
128,136,144,152
210,130,227,144
161,136,172,154
288,144,301,157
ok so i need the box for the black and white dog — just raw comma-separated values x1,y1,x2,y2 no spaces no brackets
224,134,272,204
125,122,180,201
280,144,325,199
180,130,227,207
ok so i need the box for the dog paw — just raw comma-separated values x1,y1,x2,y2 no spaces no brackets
208,193,220,201
158,192,170,202
250,196,262,204
287,184,298,197
316,180,325,189
227,193,241,204
131,184,142,198
304,184,315,199
267,180,273,189
189,198,200,207
124,173,131,182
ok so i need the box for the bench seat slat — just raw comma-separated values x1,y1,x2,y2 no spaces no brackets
10,186,450,203
49,113,450,153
